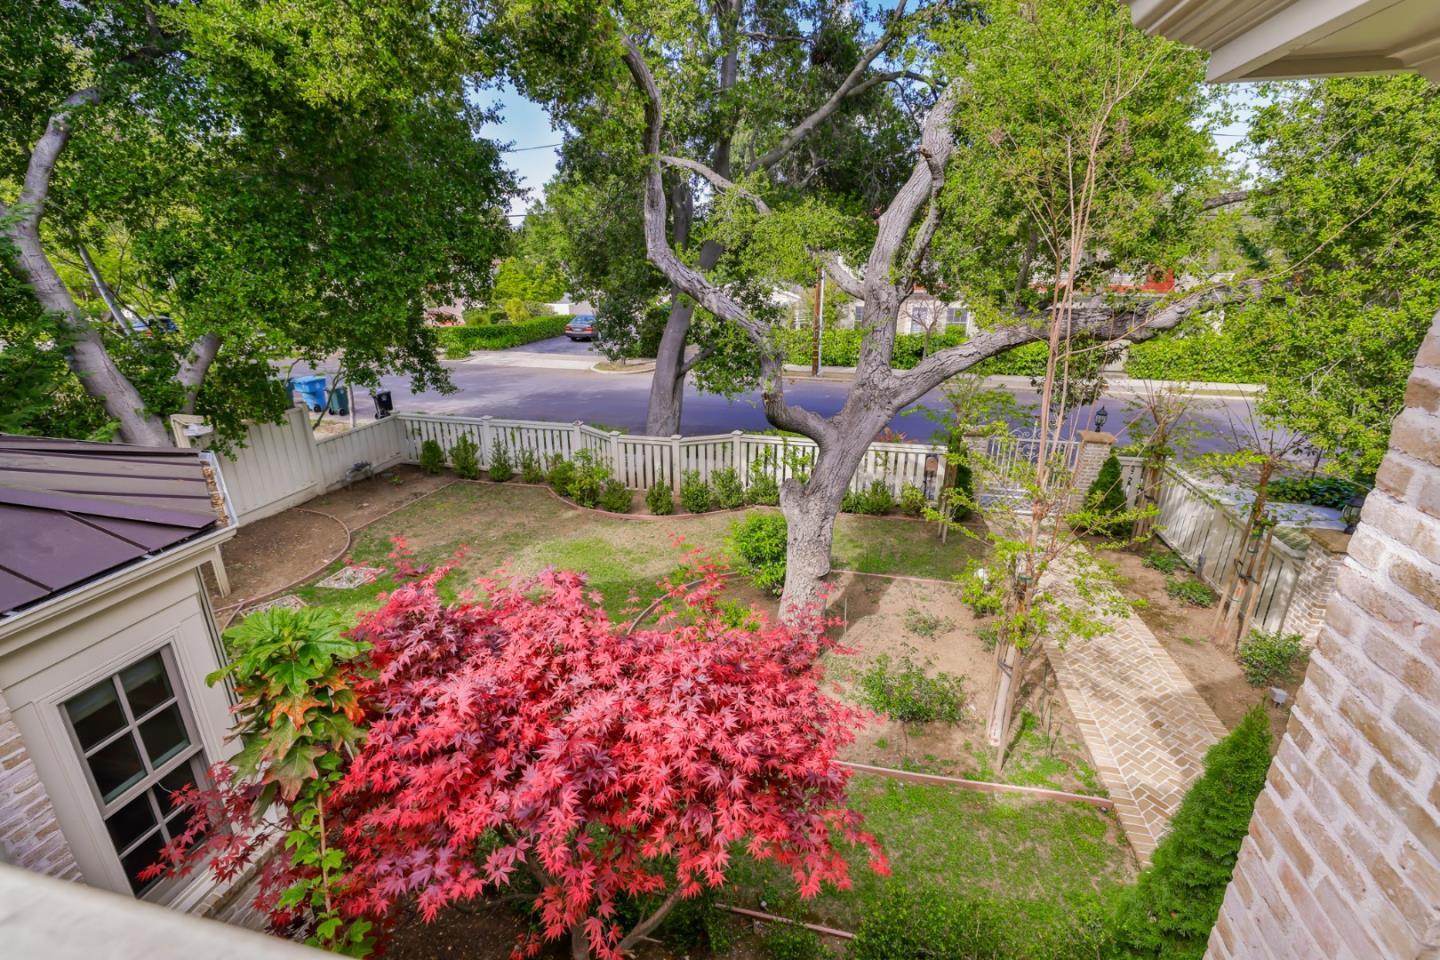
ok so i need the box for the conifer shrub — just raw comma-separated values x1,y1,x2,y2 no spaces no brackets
519,449,546,484
418,438,445,475
449,435,480,480
1108,707,1274,959
646,480,675,515
598,479,632,513
1084,452,1131,537
487,442,514,483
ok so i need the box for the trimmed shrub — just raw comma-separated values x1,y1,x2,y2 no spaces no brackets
597,479,631,513
680,470,714,513
1084,453,1131,536
761,923,825,960
855,655,966,724
1167,578,1217,607
434,315,567,353
487,443,514,482
712,467,745,509
418,438,445,475
546,456,576,496
1238,630,1307,687
857,480,897,515
729,512,787,596
519,449,545,484
1123,329,1265,384
645,480,674,515
899,483,927,517
1109,708,1273,959
567,449,611,508
449,435,480,480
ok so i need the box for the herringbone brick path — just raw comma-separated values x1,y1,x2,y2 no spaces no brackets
1047,572,1230,864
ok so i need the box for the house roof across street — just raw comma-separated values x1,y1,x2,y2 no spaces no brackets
0,435,221,616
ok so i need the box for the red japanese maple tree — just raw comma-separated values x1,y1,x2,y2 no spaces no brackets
336,555,884,960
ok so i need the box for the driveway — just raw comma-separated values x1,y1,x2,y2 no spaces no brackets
520,335,601,355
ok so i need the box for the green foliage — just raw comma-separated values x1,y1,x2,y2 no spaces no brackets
840,490,862,514
904,608,954,639
1167,578,1216,608
0,291,115,440
519,449,546,484
547,456,576,496
761,922,825,960
1143,550,1183,575
448,435,480,480
1084,454,1131,536
851,887,1004,959
598,479,632,514
566,449,612,508
747,466,781,506
435,316,568,355
1266,476,1364,509
418,438,445,476
729,513,788,597
855,655,967,725
645,480,674,515
856,480,897,516
1109,708,1273,958
899,483,927,518
711,467,745,509
1123,329,1265,384
1238,630,1307,687
680,470,714,513
488,443,514,483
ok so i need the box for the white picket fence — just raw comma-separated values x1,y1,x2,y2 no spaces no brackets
1150,466,1308,634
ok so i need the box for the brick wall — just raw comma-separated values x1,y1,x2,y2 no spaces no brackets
1071,430,1116,509
1207,314,1440,959
1278,529,1351,646
0,689,80,881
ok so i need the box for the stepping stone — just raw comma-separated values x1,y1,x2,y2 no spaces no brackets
315,565,384,590
244,594,305,615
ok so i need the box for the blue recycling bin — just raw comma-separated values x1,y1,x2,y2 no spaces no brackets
289,375,328,412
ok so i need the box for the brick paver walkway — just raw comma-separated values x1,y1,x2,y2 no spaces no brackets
1046,570,1230,864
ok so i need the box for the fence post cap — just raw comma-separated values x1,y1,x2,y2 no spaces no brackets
608,429,621,436
732,429,744,436
670,434,683,440
480,415,492,420
1077,430,1116,445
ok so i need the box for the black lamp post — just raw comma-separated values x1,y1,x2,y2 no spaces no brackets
1094,405,1110,431
1343,491,1367,533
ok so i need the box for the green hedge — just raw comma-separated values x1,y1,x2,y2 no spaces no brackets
437,315,568,355
1124,332,1264,384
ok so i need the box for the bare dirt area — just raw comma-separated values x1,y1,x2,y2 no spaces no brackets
1108,545,1293,743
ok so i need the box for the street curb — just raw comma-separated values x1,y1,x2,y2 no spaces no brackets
590,360,656,375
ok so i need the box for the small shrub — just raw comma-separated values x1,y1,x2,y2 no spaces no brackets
1083,452,1131,537
519,449,545,484
729,513,787,596
646,480,674,515
840,490,863,513
598,479,632,513
945,438,975,522
1109,708,1273,958
547,455,576,496
487,442,514,482
761,922,825,960
899,483,927,517
857,480,897,515
1142,549,1181,575
1238,630,1307,687
856,654,966,724
904,608,953,638
1267,475,1364,510
567,449,612,508
680,470,714,513
418,438,445,475
1167,578,1216,607
718,599,761,631
747,460,781,505
712,467,745,509
449,435,480,480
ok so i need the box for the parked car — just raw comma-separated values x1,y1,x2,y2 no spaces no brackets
565,315,596,341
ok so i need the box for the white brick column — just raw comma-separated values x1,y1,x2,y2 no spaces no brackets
1207,312,1440,959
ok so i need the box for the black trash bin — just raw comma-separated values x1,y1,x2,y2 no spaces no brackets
373,390,393,419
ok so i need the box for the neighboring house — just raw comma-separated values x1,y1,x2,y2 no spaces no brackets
0,437,241,916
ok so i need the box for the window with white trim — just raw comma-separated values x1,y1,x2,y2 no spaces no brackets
61,649,206,895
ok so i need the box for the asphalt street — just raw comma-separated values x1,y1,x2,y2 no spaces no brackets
310,337,1267,455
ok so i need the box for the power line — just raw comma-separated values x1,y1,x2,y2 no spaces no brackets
501,142,561,152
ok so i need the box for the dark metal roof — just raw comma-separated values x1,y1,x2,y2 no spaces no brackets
0,436,220,616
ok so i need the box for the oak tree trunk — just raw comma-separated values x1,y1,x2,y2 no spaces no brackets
644,293,695,436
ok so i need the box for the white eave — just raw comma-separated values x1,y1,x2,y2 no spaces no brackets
1127,0,1440,82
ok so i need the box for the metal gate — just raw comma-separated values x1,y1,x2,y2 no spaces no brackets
981,428,1081,507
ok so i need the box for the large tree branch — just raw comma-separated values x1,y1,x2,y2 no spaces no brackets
660,156,771,215
1201,187,1273,211
16,87,100,226
747,0,916,174
177,332,222,414
76,242,131,336
865,89,956,290
616,889,685,952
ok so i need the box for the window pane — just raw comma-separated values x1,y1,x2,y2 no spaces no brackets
138,706,190,767
105,793,157,852
120,830,165,895
64,680,126,750
87,734,146,803
120,654,173,718
154,763,198,815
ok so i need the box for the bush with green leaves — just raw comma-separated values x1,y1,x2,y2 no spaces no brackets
418,438,445,475
857,480,897,515
1083,452,1131,537
746,457,781,505
1142,549,1181,575
566,449,611,508
434,315,568,353
680,470,714,513
840,489,862,513
1266,476,1365,510
712,467,745,509
852,886,1002,959
1238,630,1307,687
856,654,967,724
761,922,826,960
598,479,632,513
448,435,480,480
729,512,788,596
488,442,514,482
899,483,927,517
945,436,976,522
547,455,576,496
1109,708,1273,958
519,449,545,484
646,480,674,515
1167,578,1216,607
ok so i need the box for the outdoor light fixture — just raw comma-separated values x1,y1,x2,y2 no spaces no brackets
1094,406,1110,431
1343,491,1367,533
